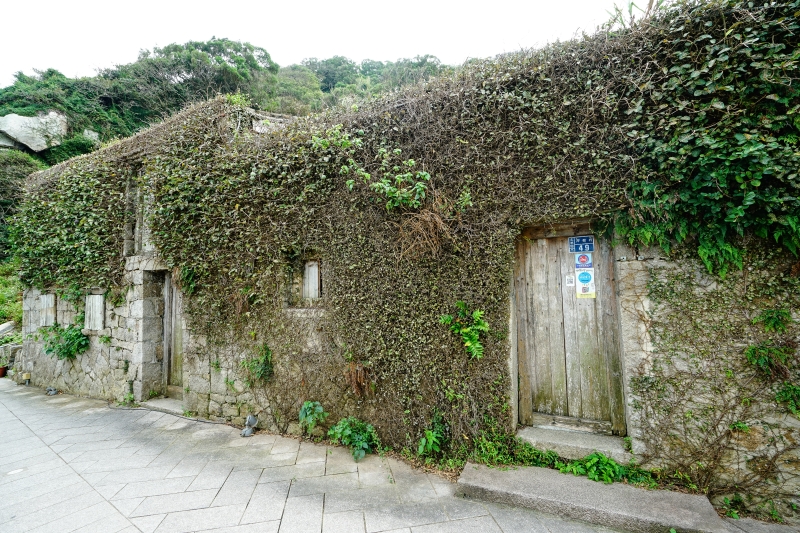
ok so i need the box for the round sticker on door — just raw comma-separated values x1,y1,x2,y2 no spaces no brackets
578,271,592,284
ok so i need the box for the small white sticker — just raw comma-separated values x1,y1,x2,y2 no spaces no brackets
565,275,575,287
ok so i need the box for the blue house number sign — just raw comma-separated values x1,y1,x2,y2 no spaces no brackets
568,236,594,253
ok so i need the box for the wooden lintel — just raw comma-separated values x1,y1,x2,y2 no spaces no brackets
521,219,594,240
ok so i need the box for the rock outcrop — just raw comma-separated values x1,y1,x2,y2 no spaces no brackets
0,111,68,152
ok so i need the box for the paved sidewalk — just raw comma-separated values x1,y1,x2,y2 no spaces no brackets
0,378,620,533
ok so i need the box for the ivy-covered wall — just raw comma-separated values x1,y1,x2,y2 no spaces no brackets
11,0,800,519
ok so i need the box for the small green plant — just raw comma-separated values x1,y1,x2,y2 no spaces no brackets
729,421,750,433
299,400,329,435
0,331,22,346
179,266,198,295
752,309,792,334
440,301,489,359
418,428,442,457
182,410,196,417
42,323,90,360
119,392,137,406
623,436,633,453
775,382,800,416
0,354,9,368
347,148,431,210
225,93,251,107
99,335,112,345
369,160,431,210
210,359,221,371
240,343,274,384
442,381,464,403
418,413,447,458
471,418,654,486
225,377,236,392
558,453,623,484
744,343,791,377
721,493,745,519
184,385,190,393
328,416,379,461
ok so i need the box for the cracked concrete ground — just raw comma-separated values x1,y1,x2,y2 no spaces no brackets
0,378,622,533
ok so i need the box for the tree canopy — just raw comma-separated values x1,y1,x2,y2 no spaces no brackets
0,40,450,165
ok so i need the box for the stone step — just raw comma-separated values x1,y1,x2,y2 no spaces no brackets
457,462,730,533
166,385,184,400
144,397,185,416
518,425,634,464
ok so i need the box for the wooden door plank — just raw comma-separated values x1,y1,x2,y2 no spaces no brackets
515,239,534,425
170,285,183,387
528,412,613,435
530,239,553,414
597,239,627,435
559,238,583,418
576,256,610,422
546,240,568,416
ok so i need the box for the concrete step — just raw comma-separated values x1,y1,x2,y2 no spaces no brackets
457,462,730,533
518,425,634,464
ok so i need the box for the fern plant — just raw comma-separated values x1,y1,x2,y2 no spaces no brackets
440,301,489,359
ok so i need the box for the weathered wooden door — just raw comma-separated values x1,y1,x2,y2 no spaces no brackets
515,227,626,435
163,273,183,396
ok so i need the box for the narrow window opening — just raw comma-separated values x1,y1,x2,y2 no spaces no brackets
302,260,321,300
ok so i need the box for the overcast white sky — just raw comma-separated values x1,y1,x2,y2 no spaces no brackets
2,0,624,87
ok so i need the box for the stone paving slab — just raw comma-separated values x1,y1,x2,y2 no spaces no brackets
0,378,644,532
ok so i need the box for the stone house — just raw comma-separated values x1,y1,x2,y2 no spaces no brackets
10,9,800,512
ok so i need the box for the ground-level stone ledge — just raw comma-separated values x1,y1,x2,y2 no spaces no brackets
457,462,730,533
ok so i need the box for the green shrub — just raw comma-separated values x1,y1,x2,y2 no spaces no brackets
41,324,90,360
328,417,379,461
299,401,329,435
745,342,792,377
0,151,46,260
0,260,22,324
752,309,793,334
0,331,22,346
43,135,97,165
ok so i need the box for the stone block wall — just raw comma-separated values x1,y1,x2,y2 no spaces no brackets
16,287,131,399
14,255,168,402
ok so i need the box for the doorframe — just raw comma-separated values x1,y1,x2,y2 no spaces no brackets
510,219,628,435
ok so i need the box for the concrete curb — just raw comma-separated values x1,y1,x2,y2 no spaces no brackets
457,462,730,533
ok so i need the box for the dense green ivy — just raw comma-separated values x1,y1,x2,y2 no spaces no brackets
617,0,800,274
12,155,129,289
